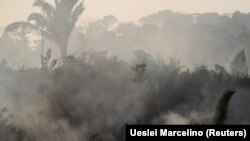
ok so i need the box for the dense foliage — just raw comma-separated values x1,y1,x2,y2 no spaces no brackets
0,51,249,140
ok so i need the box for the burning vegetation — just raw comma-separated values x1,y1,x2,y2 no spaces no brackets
0,0,250,141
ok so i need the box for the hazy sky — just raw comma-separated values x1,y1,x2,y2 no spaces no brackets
1,0,250,27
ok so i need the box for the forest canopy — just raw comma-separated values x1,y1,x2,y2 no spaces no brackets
1,10,250,70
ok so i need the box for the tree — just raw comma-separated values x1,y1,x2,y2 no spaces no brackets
4,0,85,57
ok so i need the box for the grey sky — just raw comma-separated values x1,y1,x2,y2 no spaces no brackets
1,0,250,27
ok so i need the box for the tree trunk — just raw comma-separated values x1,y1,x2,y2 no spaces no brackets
59,40,68,58
41,36,44,56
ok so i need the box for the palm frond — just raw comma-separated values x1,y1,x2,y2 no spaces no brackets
4,22,31,34
4,0,84,57
57,0,80,13
213,89,236,124
33,0,55,18
4,21,56,43
71,2,85,22
63,0,79,8
69,2,85,29
28,13,49,28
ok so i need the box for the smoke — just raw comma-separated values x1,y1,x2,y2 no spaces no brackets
1,9,250,141
2,10,250,70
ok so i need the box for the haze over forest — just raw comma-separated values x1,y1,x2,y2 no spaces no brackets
1,0,250,70
1,0,250,141
2,0,250,25
1,11,250,70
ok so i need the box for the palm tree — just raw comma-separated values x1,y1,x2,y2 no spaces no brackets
4,0,85,57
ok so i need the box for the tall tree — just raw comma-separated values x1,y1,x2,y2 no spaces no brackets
4,0,85,57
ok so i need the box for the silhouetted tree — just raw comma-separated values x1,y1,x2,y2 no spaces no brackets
4,0,85,57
